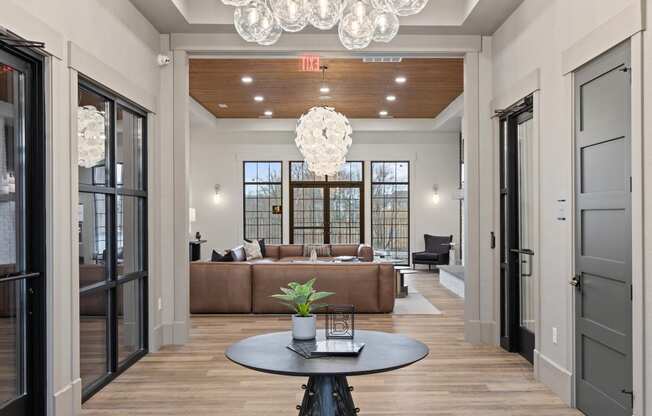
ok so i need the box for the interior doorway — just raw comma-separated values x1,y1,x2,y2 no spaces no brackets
573,41,632,416
499,95,535,364
0,41,46,416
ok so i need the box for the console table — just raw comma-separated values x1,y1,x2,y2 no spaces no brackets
226,330,429,415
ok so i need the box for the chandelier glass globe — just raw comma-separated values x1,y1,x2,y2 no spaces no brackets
270,0,309,31
338,1,374,50
371,10,399,42
234,1,275,43
295,107,353,177
257,17,283,44
386,0,428,16
307,0,344,30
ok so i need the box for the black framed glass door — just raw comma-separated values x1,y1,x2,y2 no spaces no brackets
77,79,148,401
0,43,46,416
289,161,364,244
499,96,535,364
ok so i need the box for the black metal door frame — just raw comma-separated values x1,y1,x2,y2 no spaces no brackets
0,39,47,416
499,96,535,364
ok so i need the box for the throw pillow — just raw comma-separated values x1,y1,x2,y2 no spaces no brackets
231,245,247,262
211,249,234,262
245,238,266,257
244,239,263,260
303,244,331,257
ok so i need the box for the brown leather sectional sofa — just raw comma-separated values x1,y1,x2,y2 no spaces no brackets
190,244,396,314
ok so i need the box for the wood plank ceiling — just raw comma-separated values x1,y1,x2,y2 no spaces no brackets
189,58,463,119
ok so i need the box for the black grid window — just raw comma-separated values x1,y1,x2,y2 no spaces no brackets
78,79,148,402
371,161,410,264
243,161,283,244
289,161,364,244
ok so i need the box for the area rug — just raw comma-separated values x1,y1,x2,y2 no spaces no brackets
393,288,442,315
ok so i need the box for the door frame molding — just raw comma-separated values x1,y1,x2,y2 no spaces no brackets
569,37,644,414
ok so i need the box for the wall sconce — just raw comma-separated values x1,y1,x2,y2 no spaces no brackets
213,184,222,204
432,185,440,204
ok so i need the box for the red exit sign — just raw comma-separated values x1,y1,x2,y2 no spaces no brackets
300,55,321,72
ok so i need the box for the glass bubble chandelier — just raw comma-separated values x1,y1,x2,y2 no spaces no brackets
295,107,353,176
222,0,428,49
77,105,106,169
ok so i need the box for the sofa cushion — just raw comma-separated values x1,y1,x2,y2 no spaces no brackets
413,252,440,261
252,263,381,313
303,244,331,257
265,244,281,259
279,244,303,258
190,262,252,313
330,244,359,257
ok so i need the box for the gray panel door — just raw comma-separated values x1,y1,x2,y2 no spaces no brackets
574,42,632,416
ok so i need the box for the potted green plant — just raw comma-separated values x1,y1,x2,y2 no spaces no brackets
271,278,334,340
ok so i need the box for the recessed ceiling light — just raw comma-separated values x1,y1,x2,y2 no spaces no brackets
254,95,264,102
320,86,331,94
218,103,228,109
379,110,388,117
264,110,273,116
395,76,407,84
241,76,253,84
386,95,397,102
319,95,332,100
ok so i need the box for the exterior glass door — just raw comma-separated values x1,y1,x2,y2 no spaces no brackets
517,114,535,345
0,44,46,416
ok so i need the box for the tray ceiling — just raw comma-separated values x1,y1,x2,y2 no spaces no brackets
189,58,463,119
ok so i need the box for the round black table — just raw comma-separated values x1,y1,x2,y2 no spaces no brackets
226,330,429,415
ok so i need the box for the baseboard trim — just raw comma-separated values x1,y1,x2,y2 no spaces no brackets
534,349,572,406
150,324,164,352
53,377,82,416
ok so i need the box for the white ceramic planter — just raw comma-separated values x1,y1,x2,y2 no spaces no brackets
292,315,317,340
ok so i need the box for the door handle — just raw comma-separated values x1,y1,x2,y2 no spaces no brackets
511,249,534,276
570,275,581,288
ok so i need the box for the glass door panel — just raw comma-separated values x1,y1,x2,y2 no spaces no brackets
517,117,535,334
292,187,324,244
0,55,27,415
329,187,361,244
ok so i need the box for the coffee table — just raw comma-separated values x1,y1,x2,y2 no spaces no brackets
226,330,429,415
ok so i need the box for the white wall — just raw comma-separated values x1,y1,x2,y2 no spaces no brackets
490,0,645,407
2,1,165,415
189,100,461,260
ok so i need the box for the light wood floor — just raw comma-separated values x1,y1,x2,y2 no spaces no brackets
82,273,582,415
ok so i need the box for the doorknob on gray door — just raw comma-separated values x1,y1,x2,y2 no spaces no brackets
570,275,581,288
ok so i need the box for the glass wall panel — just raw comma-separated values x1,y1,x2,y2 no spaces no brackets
116,108,144,190
117,196,145,276
79,290,108,390
117,279,142,364
78,192,107,287
78,88,110,187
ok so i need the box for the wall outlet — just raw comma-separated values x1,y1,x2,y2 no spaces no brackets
552,327,558,344
158,297,162,311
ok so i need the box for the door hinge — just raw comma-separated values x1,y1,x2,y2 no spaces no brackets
490,232,496,249
500,188,508,195
631,284,633,301
630,177,632,193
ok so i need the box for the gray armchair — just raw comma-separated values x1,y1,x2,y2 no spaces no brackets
412,234,452,270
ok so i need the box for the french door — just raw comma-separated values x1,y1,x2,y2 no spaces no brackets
0,44,46,416
289,161,364,244
499,97,536,364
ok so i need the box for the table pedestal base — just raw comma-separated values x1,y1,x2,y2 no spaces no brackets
298,375,359,416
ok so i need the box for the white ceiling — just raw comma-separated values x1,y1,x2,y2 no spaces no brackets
130,0,523,35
